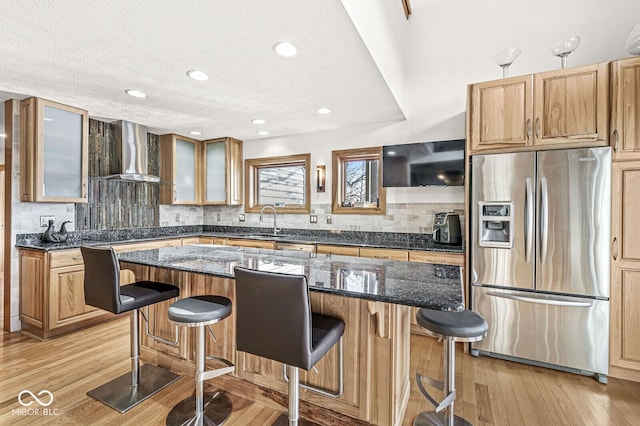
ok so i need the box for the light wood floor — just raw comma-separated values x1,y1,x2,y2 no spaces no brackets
1,317,639,425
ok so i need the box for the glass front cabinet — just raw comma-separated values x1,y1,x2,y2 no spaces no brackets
203,137,243,205
159,134,202,205
20,97,89,202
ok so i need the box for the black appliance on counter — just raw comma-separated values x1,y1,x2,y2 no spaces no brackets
432,212,461,244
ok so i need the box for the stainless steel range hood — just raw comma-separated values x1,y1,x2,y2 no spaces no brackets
105,120,160,182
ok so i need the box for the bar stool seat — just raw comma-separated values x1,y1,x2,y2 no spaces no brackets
81,246,181,414
166,295,235,426
414,309,488,426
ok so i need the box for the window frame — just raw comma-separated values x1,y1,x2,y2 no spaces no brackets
332,147,386,215
244,153,311,214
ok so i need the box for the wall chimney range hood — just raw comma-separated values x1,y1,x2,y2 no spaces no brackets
104,120,161,182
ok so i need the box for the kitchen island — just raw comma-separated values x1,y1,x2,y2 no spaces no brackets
117,245,463,426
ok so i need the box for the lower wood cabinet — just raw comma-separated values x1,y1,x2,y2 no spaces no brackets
317,244,360,256
19,238,185,340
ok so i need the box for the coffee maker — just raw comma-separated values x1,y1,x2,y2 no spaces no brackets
432,212,461,244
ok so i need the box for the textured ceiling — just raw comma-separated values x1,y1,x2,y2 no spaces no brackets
0,1,404,141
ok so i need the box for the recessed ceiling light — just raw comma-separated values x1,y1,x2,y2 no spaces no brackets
257,130,270,136
125,89,147,98
273,41,299,58
186,70,209,81
189,131,202,136
317,107,332,114
387,151,396,155
251,119,267,125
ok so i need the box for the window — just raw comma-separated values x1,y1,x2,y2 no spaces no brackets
332,147,386,214
245,154,310,213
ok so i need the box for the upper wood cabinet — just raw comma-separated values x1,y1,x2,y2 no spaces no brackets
468,62,609,154
20,97,89,202
611,56,640,160
203,137,243,205
159,134,243,205
469,75,533,152
159,134,202,205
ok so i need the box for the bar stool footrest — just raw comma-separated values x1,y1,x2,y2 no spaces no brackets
166,391,232,426
88,363,180,413
199,356,235,382
416,373,456,413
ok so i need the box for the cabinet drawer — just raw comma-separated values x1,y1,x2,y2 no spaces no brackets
225,239,275,249
111,239,182,253
408,251,464,266
49,249,84,268
317,245,359,256
359,247,408,261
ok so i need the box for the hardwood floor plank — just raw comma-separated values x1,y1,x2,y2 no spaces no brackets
2,320,640,425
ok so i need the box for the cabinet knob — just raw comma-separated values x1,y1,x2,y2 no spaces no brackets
613,129,620,153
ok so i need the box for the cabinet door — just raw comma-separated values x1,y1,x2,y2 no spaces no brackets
204,138,243,205
610,161,640,378
20,97,88,202
48,265,104,330
469,75,533,153
533,63,609,147
359,247,408,261
317,244,359,256
611,57,640,160
225,238,275,250
159,134,201,204
19,251,45,329
204,140,227,203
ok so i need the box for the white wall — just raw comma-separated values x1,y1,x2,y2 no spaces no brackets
242,0,640,208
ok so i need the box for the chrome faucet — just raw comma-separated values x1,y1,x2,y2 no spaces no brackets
259,206,282,236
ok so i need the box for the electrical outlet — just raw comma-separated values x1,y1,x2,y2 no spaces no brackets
326,215,332,224
216,213,221,221
175,213,180,222
238,214,245,222
310,214,317,223
40,215,55,227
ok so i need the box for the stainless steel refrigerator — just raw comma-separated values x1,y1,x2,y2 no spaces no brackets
470,147,610,382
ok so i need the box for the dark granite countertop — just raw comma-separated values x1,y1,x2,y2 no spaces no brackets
15,225,464,254
117,244,464,311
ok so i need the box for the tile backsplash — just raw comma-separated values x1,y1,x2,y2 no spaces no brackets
203,203,465,234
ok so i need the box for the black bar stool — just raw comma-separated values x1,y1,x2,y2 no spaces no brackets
81,246,181,413
234,267,345,426
414,309,488,426
166,295,235,426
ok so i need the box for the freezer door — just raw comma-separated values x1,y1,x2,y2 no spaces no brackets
472,152,535,289
472,287,609,375
536,147,611,298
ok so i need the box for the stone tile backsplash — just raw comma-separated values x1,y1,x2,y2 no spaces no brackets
203,203,465,234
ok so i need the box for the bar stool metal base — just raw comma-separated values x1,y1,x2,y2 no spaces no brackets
87,363,180,413
166,391,232,426
413,411,472,426
272,413,319,426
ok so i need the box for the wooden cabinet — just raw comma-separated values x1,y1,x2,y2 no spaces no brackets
159,134,202,205
225,238,275,250
468,63,609,154
610,161,640,382
611,57,640,161
19,249,113,339
359,247,408,261
316,244,360,256
469,75,533,152
20,97,89,202
203,137,243,205
18,238,185,340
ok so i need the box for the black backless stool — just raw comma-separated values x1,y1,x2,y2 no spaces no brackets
80,246,181,413
234,267,345,426
165,295,235,426
414,309,488,426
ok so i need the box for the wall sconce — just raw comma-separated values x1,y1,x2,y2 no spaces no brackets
316,165,326,192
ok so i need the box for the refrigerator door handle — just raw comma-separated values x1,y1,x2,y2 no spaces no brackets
540,177,549,263
486,291,594,307
525,178,534,263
